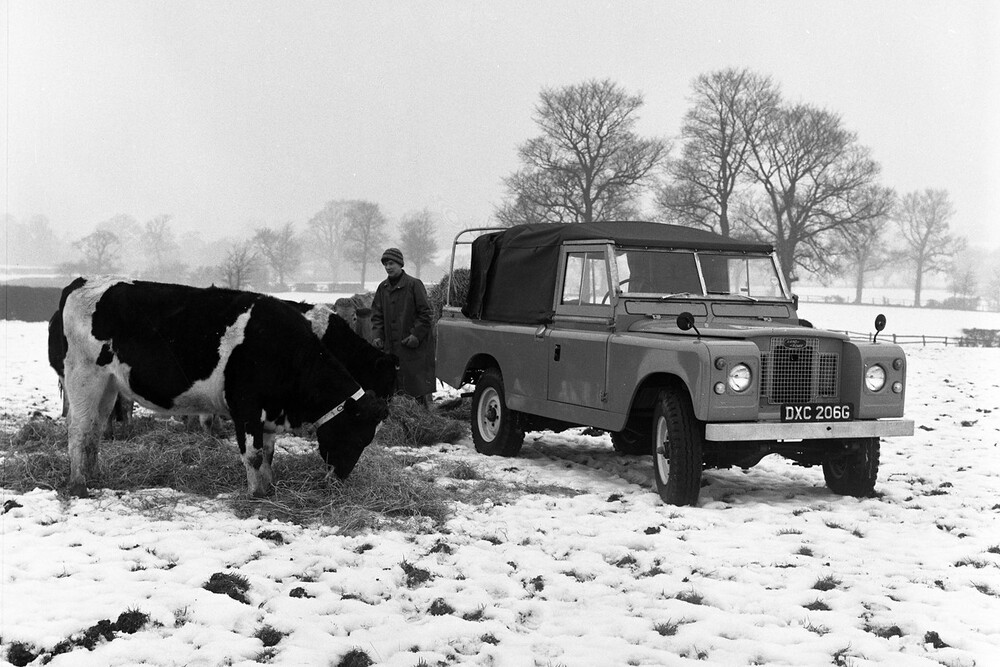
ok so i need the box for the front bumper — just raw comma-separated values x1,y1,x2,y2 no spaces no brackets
705,419,915,442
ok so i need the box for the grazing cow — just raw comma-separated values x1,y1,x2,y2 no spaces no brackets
54,277,389,498
291,301,399,399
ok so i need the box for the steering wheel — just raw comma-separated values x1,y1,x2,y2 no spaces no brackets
601,278,630,304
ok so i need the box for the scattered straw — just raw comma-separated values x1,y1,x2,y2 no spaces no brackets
376,395,468,448
1,413,452,532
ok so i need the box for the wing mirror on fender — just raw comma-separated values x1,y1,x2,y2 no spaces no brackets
676,312,702,337
873,313,887,343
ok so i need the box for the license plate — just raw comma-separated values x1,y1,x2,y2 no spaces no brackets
781,403,854,422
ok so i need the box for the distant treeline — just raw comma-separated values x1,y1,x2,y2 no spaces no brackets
2,285,63,322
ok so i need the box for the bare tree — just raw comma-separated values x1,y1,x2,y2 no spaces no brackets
895,189,965,307
342,201,388,287
96,214,142,274
657,68,779,236
398,209,438,278
985,253,1000,311
832,202,895,303
6,214,64,266
219,240,261,290
497,79,668,225
253,222,302,288
307,200,351,281
141,214,186,281
742,103,894,287
64,229,122,274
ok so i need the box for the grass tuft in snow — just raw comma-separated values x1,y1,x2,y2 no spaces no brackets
654,619,687,636
972,582,999,597
204,572,252,604
675,589,705,606
803,599,830,611
5,643,38,667
336,648,375,667
803,620,830,636
254,624,285,648
400,561,433,587
864,622,903,639
812,575,842,591
428,598,455,616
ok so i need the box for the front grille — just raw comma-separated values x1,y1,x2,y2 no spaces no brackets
760,338,840,405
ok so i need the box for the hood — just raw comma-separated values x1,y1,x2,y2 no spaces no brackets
626,318,850,342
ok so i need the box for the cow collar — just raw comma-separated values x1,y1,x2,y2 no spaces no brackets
314,388,367,429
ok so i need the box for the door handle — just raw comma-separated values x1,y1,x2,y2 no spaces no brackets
553,344,561,362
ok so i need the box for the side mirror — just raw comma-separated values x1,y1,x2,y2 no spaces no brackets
676,312,701,337
873,313,887,343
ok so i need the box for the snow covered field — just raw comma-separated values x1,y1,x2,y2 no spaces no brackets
2,319,1000,666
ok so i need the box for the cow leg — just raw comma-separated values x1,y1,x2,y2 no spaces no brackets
64,371,117,497
238,419,274,498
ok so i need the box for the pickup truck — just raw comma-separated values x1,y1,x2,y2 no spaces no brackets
435,222,914,505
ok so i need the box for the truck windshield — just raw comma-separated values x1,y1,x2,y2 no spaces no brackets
613,249,787,300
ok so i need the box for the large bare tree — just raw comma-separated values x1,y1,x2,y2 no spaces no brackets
342,201,388,288
398,209,438,278
253,222,302,288
307,200,352,281
218,240,261,290
96,214,142,274
895,189,965,307
657,68,779,236
497,79,668,226
742,103,894,287
141,214,186,281
831,204,895,304
65,229,122,274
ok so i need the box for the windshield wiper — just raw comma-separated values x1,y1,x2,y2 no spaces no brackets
708,291,759,302
658,291,699,301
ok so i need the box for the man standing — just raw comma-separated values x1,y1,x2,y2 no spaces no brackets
371,247,436,406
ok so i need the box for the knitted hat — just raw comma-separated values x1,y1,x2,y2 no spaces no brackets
381,247,404,266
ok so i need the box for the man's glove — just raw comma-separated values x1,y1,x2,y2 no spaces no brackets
372,338,383,350
402,334,420,349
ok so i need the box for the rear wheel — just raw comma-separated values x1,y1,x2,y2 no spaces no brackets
471,368,524,457
822,437,879,497
651,389,703,506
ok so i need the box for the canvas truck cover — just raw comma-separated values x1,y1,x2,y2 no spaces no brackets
461,222,774,324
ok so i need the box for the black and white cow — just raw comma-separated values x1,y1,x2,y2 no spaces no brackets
52,277,389,498
291,301,399,400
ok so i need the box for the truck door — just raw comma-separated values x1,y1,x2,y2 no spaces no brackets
547,247,613,410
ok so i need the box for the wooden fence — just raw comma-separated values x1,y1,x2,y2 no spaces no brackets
833,329,999,347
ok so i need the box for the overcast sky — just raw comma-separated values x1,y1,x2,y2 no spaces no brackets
4,1,999,250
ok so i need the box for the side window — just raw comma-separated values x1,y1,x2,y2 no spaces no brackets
561,251,609,306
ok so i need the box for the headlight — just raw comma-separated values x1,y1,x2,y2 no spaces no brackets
728,363,752,393
865,364,886,392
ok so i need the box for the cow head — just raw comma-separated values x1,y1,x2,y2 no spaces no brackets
316,390,389,479
371,353,400,399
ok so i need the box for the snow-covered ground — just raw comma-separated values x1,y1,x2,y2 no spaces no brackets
2,319,999,666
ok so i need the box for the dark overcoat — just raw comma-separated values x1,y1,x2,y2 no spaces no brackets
370,271,436,397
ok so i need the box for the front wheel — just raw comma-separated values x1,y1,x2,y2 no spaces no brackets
471,368,524,457
651,389,704,506
822,437,879,497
